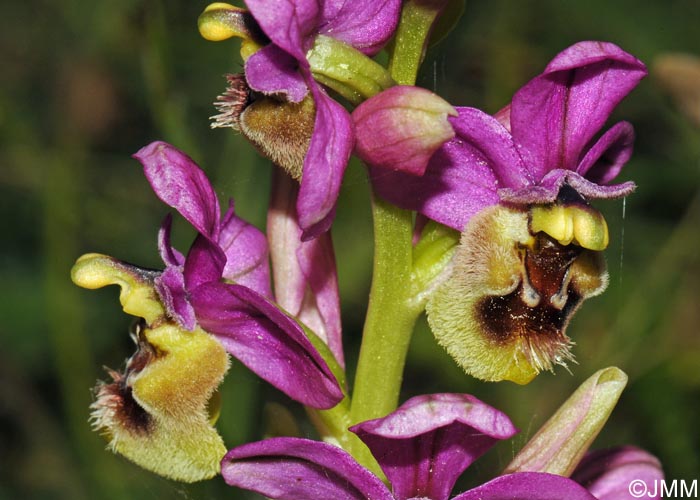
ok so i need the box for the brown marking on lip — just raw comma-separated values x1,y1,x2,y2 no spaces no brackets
91,320,166,437
476,234,584,354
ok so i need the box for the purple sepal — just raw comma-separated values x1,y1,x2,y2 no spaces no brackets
297,83,353,239
135,141,220,238
371,136,502,231
572,447,664,500
190,281,343,409
350,393,518,500
319,0,402,56
453,472,598,500
510,41,647,179
219,200,272,298
221,437,393,500
448,108,531,190
245,0,320,59
268,175,344,366
245,44,310,102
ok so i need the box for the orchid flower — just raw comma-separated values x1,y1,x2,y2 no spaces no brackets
71,141,343,481
219,393,598,499
199,0,402,239
365,41,647,229
354,41,647,384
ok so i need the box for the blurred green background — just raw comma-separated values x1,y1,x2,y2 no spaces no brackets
1,0,698,498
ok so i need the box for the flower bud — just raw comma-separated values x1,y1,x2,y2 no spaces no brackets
353,86,456,175
504,367,628,476
426,196,609,384
72,254,230,482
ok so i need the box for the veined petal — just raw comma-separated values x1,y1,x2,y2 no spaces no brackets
245,0,319,59
572,447,664,500
221,437,393,500
449,107,531,190
297,82,353,239
219,200,272,298
371,136,501,232
577,121,635,185
190,281,343,409
134,141,221,238
453,472,597,500
245,44,310,103
319,0,402,56
350,393,517,500
510,41,647,179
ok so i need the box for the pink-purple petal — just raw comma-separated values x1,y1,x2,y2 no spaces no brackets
296,232,344,366
245,44,310,102
157,213,185,267
572,446,664,500
183,234,227,291
154,265,196,330
509,41,647,179
448,107,532,190
221,438,393,500
134,141,221,238
190,282,343,409
453,472,598,500
350,393,518,500
318,0,402,56
245,0,320,59
297,83,353,239
577,121,635,184
219,201,272,298
371,138,502,232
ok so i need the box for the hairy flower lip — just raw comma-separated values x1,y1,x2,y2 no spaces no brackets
426,204,608,384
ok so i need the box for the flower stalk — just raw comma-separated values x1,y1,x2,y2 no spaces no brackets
348,2,446,471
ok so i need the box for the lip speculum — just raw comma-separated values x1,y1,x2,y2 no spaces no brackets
426,191,609,384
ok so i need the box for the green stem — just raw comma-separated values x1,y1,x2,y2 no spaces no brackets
389,0,449,87
346,0,448,473
348,196,420,473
